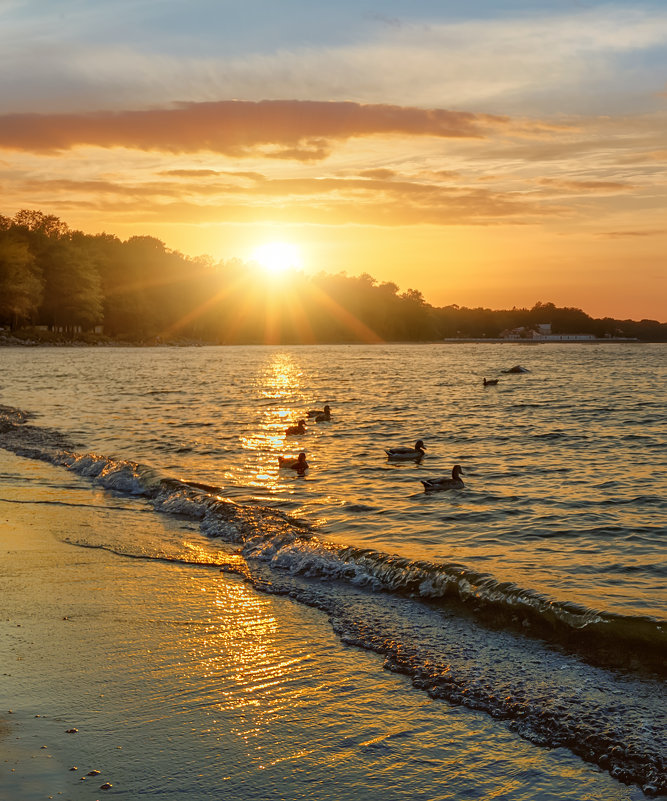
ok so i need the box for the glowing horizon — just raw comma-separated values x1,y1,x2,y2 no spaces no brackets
1,1,666,322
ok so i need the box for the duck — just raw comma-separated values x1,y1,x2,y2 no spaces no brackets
278,452,309,471
385,440,426,461
421,465,464,491
483,377,499,386
307,404,331,418
285,419,306,436
315,405,331,422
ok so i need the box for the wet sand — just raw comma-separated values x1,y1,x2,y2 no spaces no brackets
0,448,646,801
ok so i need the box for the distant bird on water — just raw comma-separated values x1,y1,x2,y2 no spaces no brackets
285,419,306,435
483,377,499,386
307,404,331,418
278,452,309,471
385,440,426,461
421,465,464,491
502,365,530,374
315,405,332,422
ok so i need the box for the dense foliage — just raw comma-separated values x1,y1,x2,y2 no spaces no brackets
1,210,665,342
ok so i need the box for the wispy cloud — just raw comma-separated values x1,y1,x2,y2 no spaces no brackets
599,228,667,238
12,170,563,227
537,178,635,193
2,5,666,115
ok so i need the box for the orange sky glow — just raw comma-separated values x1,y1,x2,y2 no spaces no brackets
1,2,665,321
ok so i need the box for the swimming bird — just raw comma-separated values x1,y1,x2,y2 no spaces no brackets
421,465,464,491
315,405,331,422
483,377,499,386
385,440,426,461
278,452,309,471
285,419,306,435
307,404,331,418
502,365,530,373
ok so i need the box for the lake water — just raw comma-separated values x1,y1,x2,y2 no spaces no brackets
0,342,665,797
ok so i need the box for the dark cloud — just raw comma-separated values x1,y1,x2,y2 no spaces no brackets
0,100,506,158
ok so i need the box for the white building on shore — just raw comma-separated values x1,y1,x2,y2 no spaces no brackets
500,324,597,341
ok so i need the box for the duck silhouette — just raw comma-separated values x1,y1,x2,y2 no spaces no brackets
315,405,331,422
483,377,499,386
421,465,464,491
307,404,331,418
285,419,306,436
278,452,309,471
385,440,426,461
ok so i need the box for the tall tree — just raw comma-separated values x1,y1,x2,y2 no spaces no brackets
0,234,43,328
39,239,103,330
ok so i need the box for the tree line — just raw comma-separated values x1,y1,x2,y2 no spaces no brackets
1,210,665,342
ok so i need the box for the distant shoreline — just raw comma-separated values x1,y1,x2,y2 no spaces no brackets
0,337,652,347
0,336,652,347
440,337,641,344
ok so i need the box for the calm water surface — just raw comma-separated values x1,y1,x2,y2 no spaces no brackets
2,343,665,619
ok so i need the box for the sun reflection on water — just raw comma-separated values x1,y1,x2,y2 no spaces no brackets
238,352,311,491
180,576,317,754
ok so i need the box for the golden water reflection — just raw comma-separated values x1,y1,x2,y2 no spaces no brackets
181,575,317,756
239,352,311,490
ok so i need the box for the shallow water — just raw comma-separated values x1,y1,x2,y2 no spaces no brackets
0,451,653,801
0,343,665,795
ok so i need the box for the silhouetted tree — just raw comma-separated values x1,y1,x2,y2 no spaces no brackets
38,238,103,330
0,209,665,343
0,234,43,328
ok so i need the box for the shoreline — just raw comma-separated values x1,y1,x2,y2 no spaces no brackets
0,447,653,800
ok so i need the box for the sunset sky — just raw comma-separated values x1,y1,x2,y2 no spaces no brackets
2,0,666,321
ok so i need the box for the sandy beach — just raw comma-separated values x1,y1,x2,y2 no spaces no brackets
0,447,649,801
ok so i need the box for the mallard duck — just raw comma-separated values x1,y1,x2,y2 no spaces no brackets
315,405,331,422
307,404,331,418
483,377,499,386
385,440,426,460
285,419,306,435
421,465,464,491
278,452,309,471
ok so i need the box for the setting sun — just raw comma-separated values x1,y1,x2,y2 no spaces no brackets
251,242,302,275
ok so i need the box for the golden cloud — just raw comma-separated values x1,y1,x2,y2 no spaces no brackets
0,100,506,159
